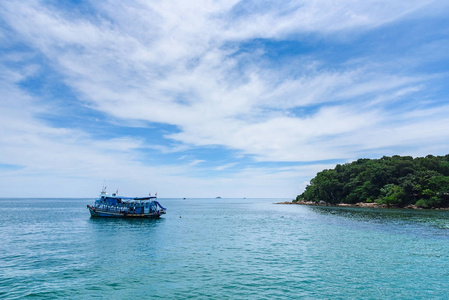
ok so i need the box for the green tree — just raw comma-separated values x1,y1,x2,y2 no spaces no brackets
298,154,449,208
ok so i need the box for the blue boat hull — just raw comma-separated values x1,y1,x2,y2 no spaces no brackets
87,205,164,218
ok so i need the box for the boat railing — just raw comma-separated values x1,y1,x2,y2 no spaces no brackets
95,204,130,213
94,204,164,214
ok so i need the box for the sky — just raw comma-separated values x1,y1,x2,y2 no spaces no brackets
1,0,449,198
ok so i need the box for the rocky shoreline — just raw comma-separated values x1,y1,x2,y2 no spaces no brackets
275,200,449,210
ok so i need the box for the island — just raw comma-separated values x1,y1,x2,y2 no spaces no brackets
291,155,449,209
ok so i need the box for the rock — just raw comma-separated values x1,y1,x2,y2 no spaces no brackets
403,204,419,209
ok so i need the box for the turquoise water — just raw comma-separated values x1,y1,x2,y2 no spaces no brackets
1,198,449,299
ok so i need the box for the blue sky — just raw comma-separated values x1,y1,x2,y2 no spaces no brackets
1,0,449,198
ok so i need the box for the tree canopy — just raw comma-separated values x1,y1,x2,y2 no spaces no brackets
297,155,449,208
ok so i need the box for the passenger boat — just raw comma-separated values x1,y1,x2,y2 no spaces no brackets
87,188,166,218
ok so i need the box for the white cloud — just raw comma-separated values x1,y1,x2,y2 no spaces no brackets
0,0,448,197
214,163,238,171
217,0,437,40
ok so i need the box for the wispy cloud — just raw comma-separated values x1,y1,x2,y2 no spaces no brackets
214,163,238,171
0,0,448,197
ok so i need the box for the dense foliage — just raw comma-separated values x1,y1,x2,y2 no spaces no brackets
297,155,449,208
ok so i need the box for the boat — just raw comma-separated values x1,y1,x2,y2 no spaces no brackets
87,188,166,218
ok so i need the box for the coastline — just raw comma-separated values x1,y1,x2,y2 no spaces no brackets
277,200,449,210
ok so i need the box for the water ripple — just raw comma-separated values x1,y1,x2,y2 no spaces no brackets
1,198,449,298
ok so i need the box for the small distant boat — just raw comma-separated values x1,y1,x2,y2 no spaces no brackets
87,188,166,218
216,196,222,199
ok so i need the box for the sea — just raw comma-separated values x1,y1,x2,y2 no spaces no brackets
1,197,449,299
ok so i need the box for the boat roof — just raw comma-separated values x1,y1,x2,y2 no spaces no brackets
101,195,157,200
